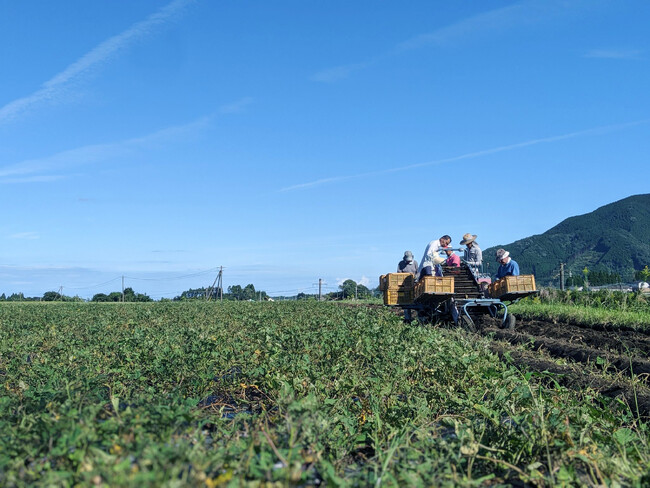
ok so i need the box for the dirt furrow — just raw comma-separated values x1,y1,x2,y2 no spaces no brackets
513,318,650,356
489,344,650,418
487,328,650,381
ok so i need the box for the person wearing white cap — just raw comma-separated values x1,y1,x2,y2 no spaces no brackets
397,251,418,274
495,249,520,280
460,233,482,276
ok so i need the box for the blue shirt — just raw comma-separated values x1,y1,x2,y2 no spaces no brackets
496,259,520,280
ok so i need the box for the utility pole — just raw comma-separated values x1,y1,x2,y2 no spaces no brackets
219,266,223,301
122,276,125,303
560,263,565,291
355,283,358,300
58,286,64,301
206,267,223,302
318,278,322,301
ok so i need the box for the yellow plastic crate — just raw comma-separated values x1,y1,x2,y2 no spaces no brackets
489,275,536,297
383,273,415,290
414,276,454,299
383,289,414,305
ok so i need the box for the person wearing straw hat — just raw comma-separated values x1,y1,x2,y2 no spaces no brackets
416,235,451,280
397,251,418,274
460,233,482,276
495,248,520,280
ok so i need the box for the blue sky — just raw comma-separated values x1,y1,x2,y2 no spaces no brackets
1,0,648,299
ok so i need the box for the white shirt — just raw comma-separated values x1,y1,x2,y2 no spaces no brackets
417,239,442,275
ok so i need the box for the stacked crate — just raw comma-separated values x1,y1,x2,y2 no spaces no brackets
413,276,454,300
488,275,536,298
381,273,415,305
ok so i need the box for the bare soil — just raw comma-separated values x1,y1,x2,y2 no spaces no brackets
489,344,650,417
479,316,650,416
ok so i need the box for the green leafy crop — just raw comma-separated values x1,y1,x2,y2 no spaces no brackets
1,302,648,486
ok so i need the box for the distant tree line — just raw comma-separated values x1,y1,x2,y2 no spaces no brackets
334,279,372,299
1,279,377,302
0,292,84,302
566,270,621,287
172,284,268,301
91,287,152,302
3,278,398,303
0,288,151,302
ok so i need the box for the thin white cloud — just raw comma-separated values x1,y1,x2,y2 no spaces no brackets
311,0,582,83
281,119,650,192
310,61,375,83
219,97,254,114
0,0,194,123
584,49,643,60
0,175,67,184
393,2,527,52
9,232,40,240
0,115,210,184
0,264,81,271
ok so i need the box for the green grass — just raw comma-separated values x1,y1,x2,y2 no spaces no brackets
510,294,650,330
1,302,649,486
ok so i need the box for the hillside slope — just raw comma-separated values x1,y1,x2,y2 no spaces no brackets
483,194,650,285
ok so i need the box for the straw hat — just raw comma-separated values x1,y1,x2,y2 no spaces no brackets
495,249,509,262
460,233,477,245
403,251,414,262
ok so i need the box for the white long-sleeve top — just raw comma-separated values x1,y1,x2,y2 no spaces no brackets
417,239,442,275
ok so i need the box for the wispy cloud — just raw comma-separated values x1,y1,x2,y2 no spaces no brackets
0,0,194,123
219,97,254,114
584,49,643,60
311,0,580,83
0,115,210,184
392,2,528,52
0,175,67,184
310,61,376,83
9,232,40,240
281,119,650,192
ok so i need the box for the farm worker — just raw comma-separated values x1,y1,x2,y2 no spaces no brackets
495,249,520,280
397,251,418,322
417,235,451,280
460,233,482,276
444,248,460,267
397,251,418,274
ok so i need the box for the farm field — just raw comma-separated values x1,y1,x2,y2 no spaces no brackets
510,290,650,331
1,301,650,487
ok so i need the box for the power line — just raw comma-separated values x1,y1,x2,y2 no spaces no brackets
125,267,221,281
65,277,122,290
9,264,342,302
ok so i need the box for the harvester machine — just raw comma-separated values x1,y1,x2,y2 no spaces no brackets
380,261,538,332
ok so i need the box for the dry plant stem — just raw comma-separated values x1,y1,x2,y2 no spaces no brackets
261,426,288,467
475,455,527,477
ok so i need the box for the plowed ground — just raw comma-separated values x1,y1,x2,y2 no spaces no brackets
479,317,650,417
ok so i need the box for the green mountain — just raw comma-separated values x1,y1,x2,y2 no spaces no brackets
483,194,650,286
